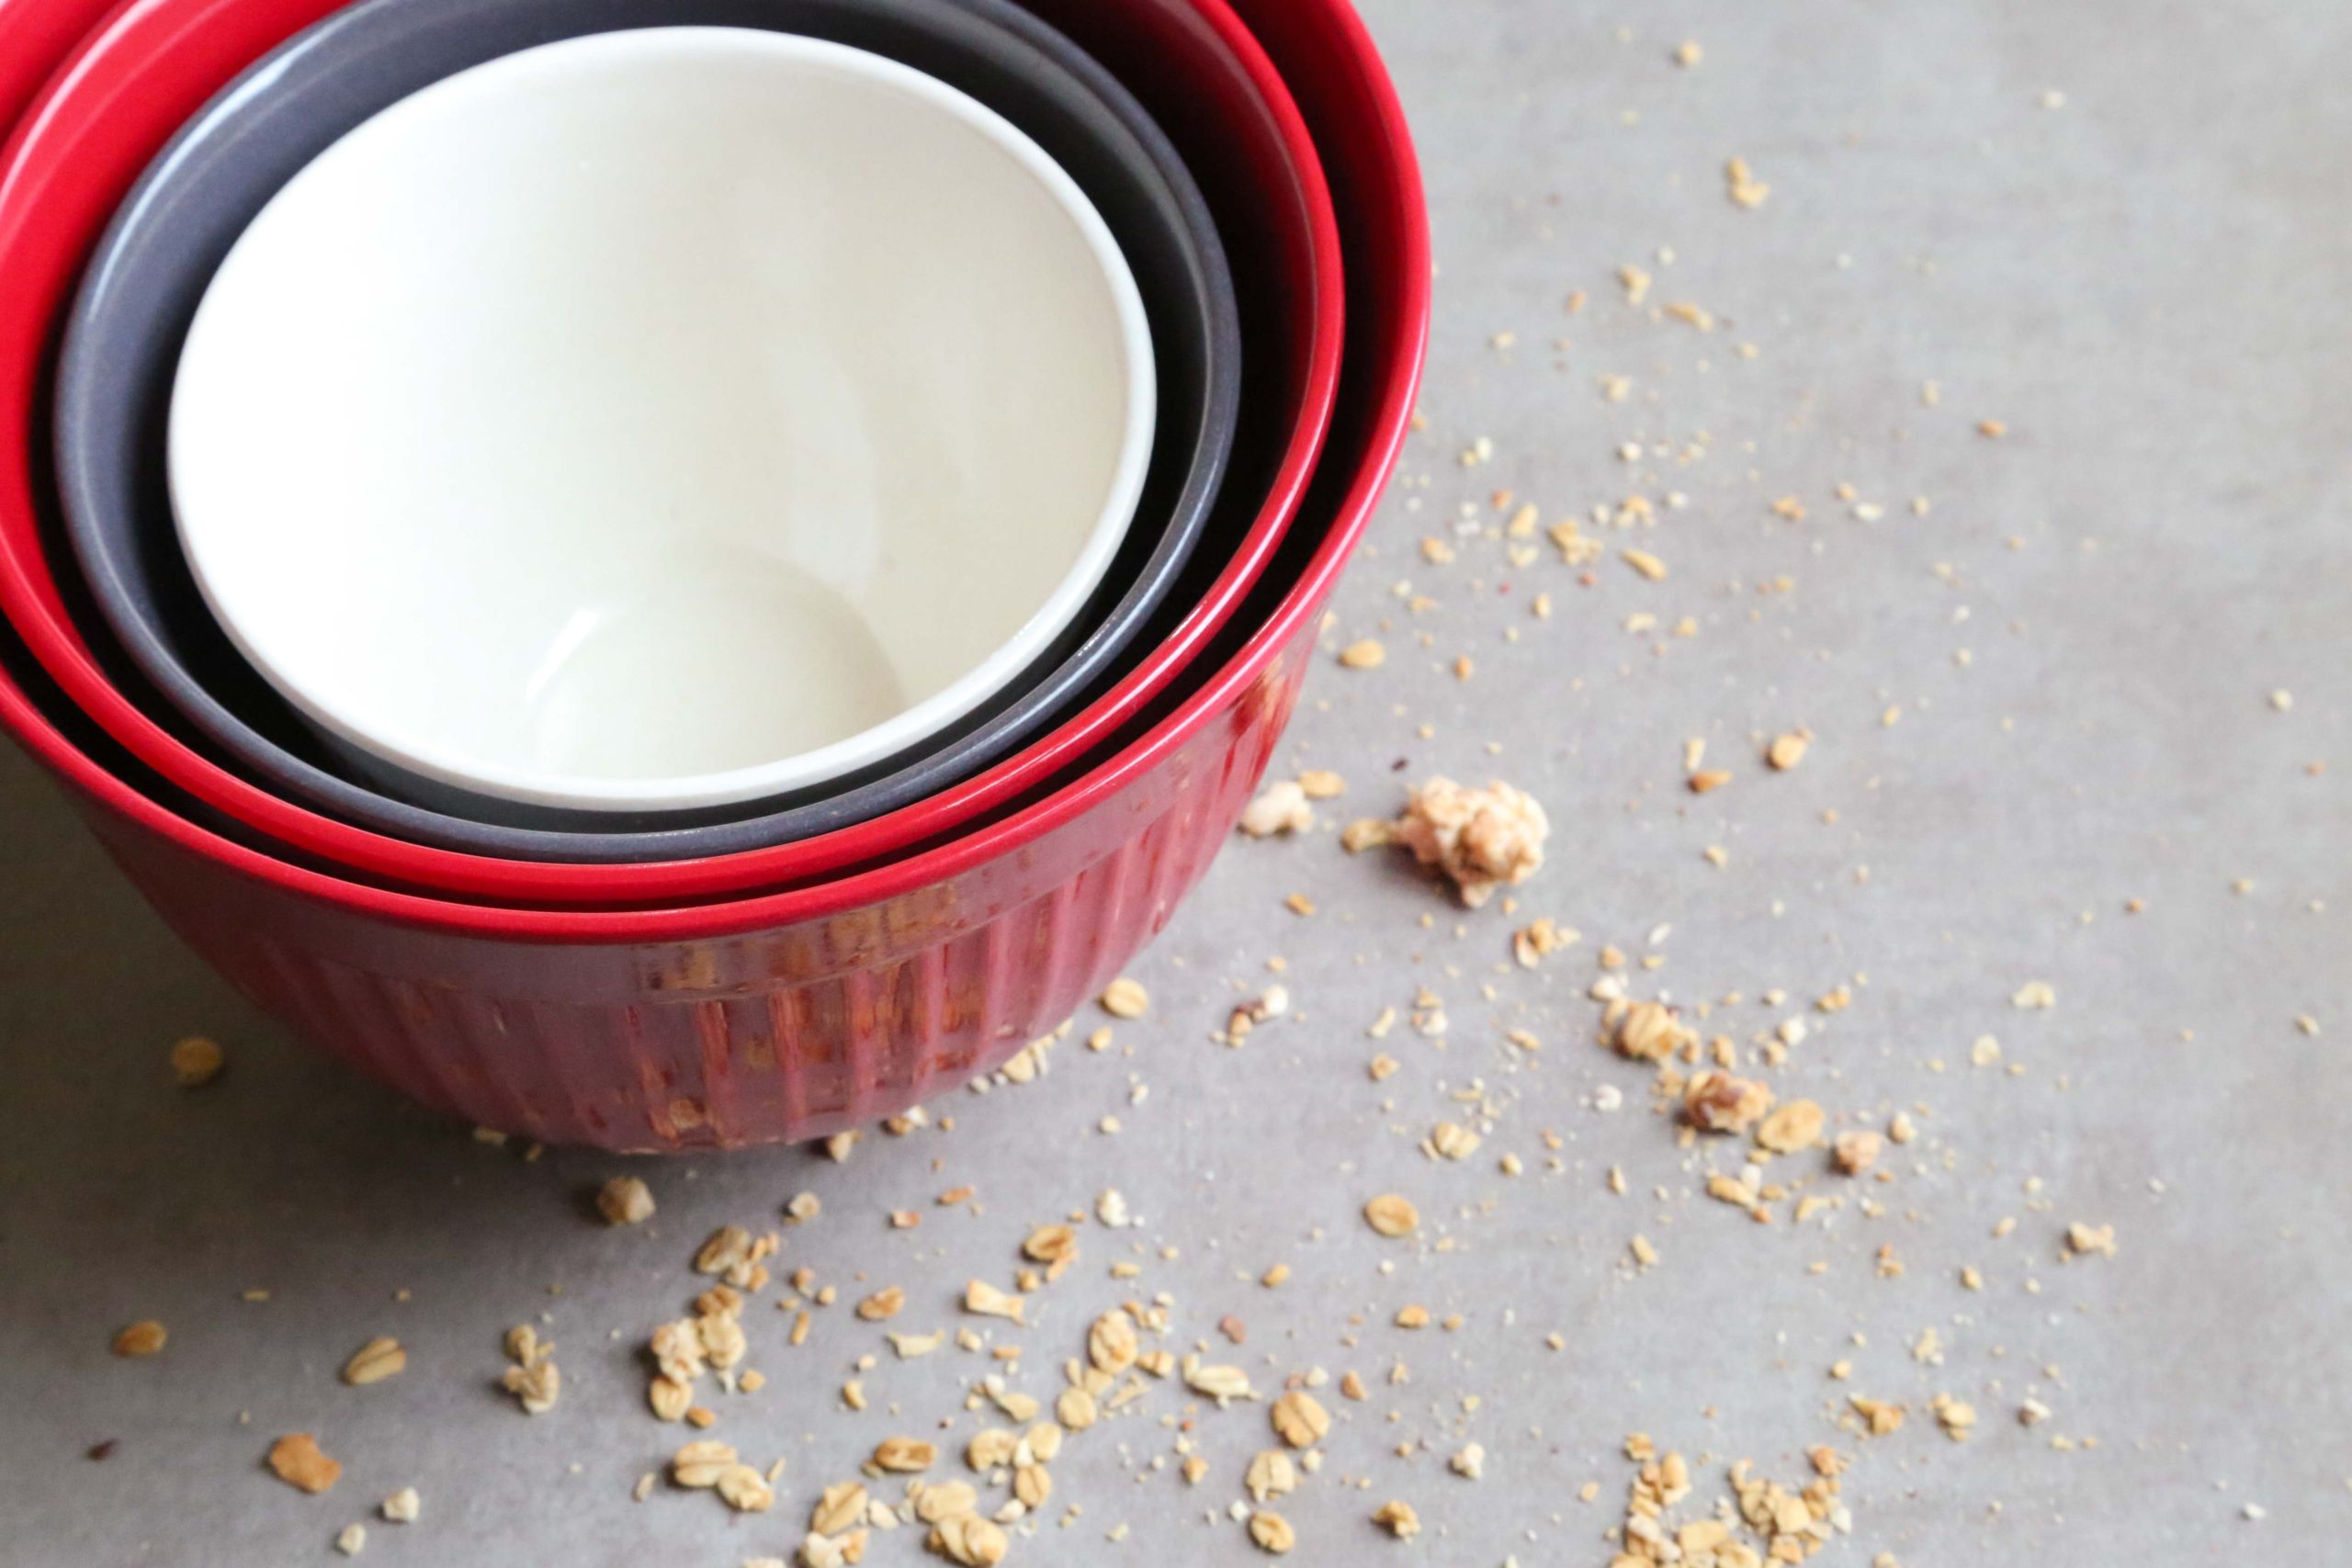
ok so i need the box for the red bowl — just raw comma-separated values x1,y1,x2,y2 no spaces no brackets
0,0,1343,907
0,0,1428,1149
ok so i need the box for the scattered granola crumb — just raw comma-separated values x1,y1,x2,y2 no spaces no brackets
267,1433,343,1495
1391,778,1549,908
380,1488,420,1524
1372,1499,1421,1540
1338,638,1386,671
1246,1511,1295,1554
334,1523,366,1556
1100,978,1148,1020
111,1321,166,1359
596,1176,655,1226
1363,1194,1420,1239
1725,155,1770,208
1768,731,1811,771
170,1034,225,1088
341,1337,405,1387
1239,780,1315,839
2064,1222,2118,1259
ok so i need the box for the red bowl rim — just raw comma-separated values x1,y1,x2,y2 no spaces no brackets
0,0,1427,942
0,0,1346,905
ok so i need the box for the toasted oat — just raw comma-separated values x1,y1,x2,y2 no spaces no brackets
341,1337,405,1387
1022,1224,1078,1267
811,1481,867,1536
1768,731,1811,771
856,1287,906,1322
873,1438,937,1473
1372,1499,1421,1539
1100,978,1148,1019
716,1463,775,1513
1299,770,1345,799
673,1440,738,1488
267,1433,343,1495
112,1320,167,1358
595,1176,655,1226
1363,1194,1419,1238
1623,547,1668,581
1430,1121,1482,1160
648,1374,693,1422
1056,1386,1099,1431
1270,1392,1329,1449
1758,1100,1826,1153
1338,638,1386,671
929,1513,1008,1567
1088,1309,1139,1375
1247,1511,1295,1554
1391,778,1548,908
170,1034,225,1087
1239,781,1315,839
1688,769,1733,795
1183,1360,1255,1403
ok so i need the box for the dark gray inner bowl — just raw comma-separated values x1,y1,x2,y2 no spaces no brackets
54,0,1239,862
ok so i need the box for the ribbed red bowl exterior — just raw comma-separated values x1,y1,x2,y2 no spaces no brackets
83,632,1306,1149
0,0,1424,1150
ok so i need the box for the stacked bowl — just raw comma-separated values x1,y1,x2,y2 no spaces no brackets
0,0,1426,1149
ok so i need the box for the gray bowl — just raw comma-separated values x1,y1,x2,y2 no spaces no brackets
54,0,1238,860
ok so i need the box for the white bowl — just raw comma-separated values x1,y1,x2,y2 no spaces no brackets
167,27,1155,814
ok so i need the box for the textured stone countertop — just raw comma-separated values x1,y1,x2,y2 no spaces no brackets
4,3,2346,1564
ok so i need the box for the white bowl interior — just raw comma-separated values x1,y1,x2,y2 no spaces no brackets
168,27,1155,812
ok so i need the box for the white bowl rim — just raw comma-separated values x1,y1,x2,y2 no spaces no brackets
167,26,1158,814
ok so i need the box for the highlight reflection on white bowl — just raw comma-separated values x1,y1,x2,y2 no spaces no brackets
168,27,1156,813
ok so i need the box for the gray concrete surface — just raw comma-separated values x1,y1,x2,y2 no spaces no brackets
4,3,2347,1563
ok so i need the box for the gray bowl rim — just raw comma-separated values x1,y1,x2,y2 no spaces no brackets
54,0,1240,861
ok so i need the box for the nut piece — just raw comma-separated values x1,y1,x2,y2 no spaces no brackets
500,1357,560,1416
1338,638,1386,670
1832,1130,1883,1175
1100,977,1148,1019
1373,1499,1421,1540
1363,1194,1419,1239
1757,1100,1826,1153
595,1176,655,1225
1768,731,1810,770
334,1523,366,1557
1391,778,1548,908
170,1034,225,1087
856,1287,906,1322
341,1337,406,1387
1247,1511,1296,1554
1238,780,1315,838
1270,1392,1330,1449
379,1488,421,1524
266,1433,343,1495
872,1437,937,1473
1683,1072,1773,1134
1022,1224,1078,1267
111,1320,167,1358
2064,1221,2118,1258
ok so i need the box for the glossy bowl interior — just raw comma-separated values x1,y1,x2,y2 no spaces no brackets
51,0,1243,853
0,0,1426,1149
169,26,1158,815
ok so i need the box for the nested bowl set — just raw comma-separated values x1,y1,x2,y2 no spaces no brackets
0,0,1426,1149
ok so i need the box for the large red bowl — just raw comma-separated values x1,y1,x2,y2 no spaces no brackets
0,0,1343,906
0,0,1427,1149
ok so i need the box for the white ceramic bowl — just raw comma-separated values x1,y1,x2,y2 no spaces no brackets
167,27,1155,813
